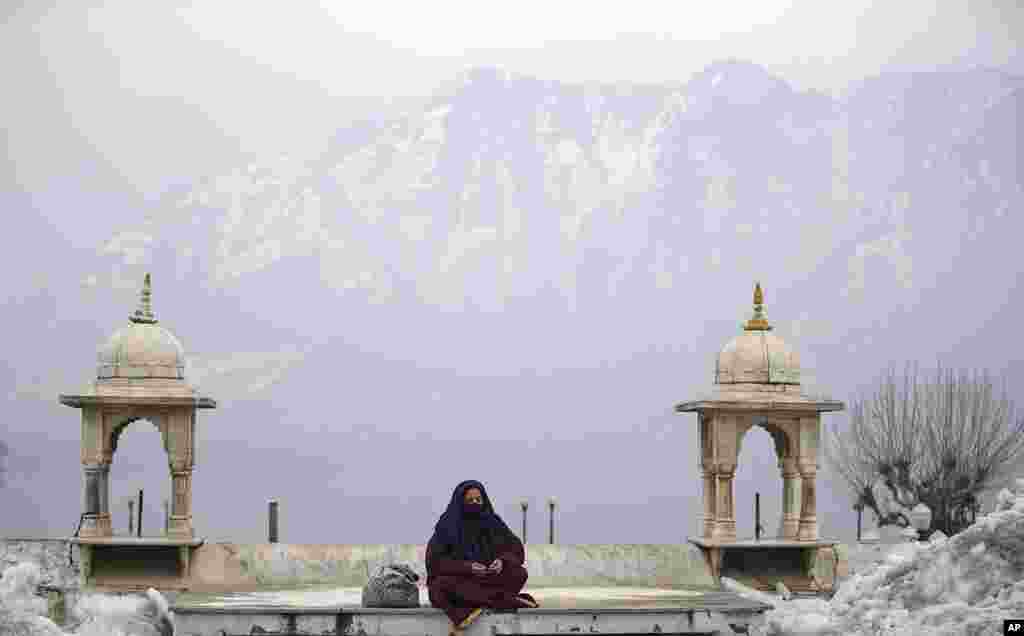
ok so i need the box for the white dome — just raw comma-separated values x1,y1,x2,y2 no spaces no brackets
714,283,800,385
95,273,186,380
715,329,800,385
97,322,186,380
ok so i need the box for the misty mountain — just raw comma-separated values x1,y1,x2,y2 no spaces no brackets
4,60,1022,543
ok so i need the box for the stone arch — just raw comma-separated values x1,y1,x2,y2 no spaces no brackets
695,411,814,543
736,415,794,462
110,414,169,458
733,417,790,539
72,405,198,539
108,416,174,535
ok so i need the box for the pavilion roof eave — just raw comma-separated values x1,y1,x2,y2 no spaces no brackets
58,393,217,409
674,398,845,413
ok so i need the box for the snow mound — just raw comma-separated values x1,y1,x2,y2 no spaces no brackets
728,479,1024,635
0,562,174,636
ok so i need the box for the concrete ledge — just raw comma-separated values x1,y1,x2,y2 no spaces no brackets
172,600,770,636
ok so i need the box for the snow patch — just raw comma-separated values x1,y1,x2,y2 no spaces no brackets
0,561,174,635
731,480,1024,634
555,139,583,166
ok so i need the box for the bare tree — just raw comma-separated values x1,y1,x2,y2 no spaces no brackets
824,362,1024,535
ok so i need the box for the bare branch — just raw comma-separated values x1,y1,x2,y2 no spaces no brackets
823,361,1024,534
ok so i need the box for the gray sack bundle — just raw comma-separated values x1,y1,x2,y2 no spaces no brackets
361,563,421,608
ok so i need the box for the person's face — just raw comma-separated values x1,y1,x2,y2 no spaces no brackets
464,487,483,505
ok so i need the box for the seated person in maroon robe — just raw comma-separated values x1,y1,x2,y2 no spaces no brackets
426,480,538,633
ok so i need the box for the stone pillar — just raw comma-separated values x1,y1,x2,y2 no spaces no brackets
79,406,112,538
165,409,195,539
711,414,738,542
698,412,718,539
168,470,194,539
701,466,717,538
798,461,818,541
80,464,112,538
797,416,820,541
714,466,736,541
781,457,802,540
80,464,101,537
99,464,111,532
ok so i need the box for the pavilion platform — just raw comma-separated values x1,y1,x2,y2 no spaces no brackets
690,537,842,595
68,535,205,591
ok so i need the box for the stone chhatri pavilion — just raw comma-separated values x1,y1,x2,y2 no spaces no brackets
59,274,216,586
675,283,845,592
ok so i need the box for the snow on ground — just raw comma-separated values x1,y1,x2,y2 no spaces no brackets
727,478,1024,635
0,561,173,636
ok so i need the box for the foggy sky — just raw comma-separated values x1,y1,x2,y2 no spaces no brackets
1,1,1022,545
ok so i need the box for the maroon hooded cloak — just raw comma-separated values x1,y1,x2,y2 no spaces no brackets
426,480,536,625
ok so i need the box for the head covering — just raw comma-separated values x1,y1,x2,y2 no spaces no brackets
433,479,514,562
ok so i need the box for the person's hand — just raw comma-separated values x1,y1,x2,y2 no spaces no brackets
470,562,488,576
487,559,503,575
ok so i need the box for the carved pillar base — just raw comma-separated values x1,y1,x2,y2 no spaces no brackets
167,516,194,539
77,514,112,538
95,514,112,537
783,517,801,540
712,519,737,542
78,517,100,538
81,464,113,538
798,518,819,541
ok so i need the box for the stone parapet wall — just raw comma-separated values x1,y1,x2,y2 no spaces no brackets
1,538,851,593
522,544,716,588
188,543,719,590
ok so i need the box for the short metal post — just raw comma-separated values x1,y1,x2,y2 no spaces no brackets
268,499,279,543
137,489,143,537
128,500,135,536
548,497,557,545
755,492,762,541
520,499,528,544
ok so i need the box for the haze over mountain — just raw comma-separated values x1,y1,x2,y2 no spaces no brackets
2,2,1022,545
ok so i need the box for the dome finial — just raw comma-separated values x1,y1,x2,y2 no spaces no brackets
744,281,771,331
129,273,158,324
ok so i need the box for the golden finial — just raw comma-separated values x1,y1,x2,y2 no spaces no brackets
743,281,771,331
129,273,158,324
